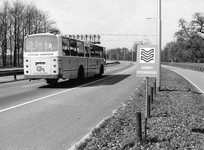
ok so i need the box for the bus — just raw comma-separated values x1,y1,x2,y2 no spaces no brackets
23,33,106,84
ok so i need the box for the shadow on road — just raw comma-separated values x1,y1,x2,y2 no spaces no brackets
39,74,130,89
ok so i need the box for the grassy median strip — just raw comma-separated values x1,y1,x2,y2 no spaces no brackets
76,68,204,150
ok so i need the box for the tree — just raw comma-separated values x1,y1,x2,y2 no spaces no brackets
0,0,60,67
0,1,10,66
175,13,204,60
132,39,152,61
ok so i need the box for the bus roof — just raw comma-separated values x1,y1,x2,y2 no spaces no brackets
25,33,104,48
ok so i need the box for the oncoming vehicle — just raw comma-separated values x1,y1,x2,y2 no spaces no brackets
24,33,106,84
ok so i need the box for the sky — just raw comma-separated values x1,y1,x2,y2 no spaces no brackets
7,0,204,49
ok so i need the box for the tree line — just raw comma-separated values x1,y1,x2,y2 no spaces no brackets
0,0,60,67
107,39,152,62
162,12,204,63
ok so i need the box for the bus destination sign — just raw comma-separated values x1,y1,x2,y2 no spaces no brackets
136,45,159,77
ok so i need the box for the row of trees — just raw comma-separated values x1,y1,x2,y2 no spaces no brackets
0,0,60,67
162,12,204,62
107,39,152,61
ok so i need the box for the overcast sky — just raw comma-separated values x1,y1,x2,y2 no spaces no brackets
19,0,204,49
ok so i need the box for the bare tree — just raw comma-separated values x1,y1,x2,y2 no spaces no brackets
0,1,11,66
0,0,60,67
10,0,25,66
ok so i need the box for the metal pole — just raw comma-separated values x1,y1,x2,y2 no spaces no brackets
147,95,150,118
145,77,148,140
124,49,125,61
136,112,142,141
150,87,154,104
117,50,118,61
132,49,133,61
146,77,148,118
156,0,162,92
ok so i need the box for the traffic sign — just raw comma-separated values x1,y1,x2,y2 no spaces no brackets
136,45,159,77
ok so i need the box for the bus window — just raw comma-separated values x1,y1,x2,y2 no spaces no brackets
99,48,103,58
62,38,70,56
69,39,77,56
85,46,90,57
90,45,95,57
77,41,84,57
25,36,57,52
95,47,100,58
92,45,103,58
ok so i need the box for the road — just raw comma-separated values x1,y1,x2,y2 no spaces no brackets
0,61,143,150
162,65,204,94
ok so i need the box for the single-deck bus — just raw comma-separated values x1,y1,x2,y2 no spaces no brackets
24,33,106,84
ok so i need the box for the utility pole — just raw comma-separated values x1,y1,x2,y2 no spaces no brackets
132,49,133,61
157,0,162,92
124,49,125,61
117,50,119,61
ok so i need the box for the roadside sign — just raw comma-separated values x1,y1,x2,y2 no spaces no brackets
136,45,159,77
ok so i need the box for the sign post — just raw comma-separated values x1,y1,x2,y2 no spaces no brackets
136,45,159,140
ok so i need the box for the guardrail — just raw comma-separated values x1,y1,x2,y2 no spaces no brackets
162,62,204,72
0,68,24,80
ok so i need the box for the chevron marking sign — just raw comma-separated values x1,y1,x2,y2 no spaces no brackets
140,48,155,63
136,45,159,77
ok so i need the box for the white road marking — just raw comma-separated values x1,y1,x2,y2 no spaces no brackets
22,82,45,88
0,64,136,113
162,65,204,94
173,71,204,94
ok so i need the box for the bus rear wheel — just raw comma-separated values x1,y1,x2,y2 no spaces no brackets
98,65,104,76
46,79,58,85
77,66,84,82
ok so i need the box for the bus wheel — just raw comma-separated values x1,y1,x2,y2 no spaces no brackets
77,66,84,82
99,65,104,76
46,79,58,85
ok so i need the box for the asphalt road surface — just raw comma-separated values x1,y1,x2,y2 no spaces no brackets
162,65,204,94
0,61,144,150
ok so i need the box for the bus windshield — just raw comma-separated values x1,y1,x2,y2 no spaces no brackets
25,35,58,52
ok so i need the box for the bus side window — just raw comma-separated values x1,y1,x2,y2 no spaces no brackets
62,38,70,56
90,45,95,57
95,47,100,58
85,46,89,57
69,39,77,56
77,41,84,57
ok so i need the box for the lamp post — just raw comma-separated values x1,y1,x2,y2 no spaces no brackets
117,50,118,61
146,0,162,92
157,0,161,92
131,49,133,61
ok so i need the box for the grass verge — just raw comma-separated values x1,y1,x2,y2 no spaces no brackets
75,67,204,150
